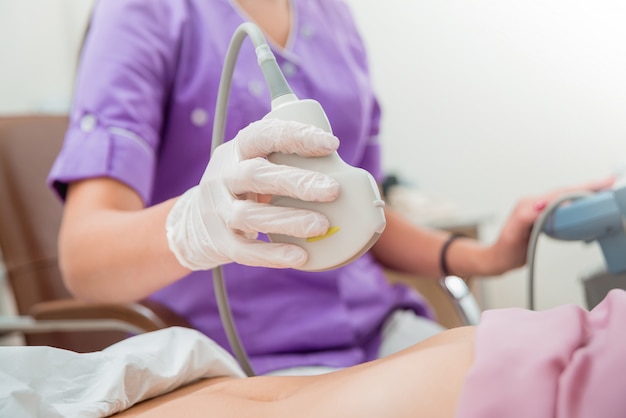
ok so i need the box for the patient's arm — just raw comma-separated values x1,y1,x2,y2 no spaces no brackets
128,326,475,418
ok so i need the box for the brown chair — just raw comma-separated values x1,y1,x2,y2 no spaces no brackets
0,115,190,352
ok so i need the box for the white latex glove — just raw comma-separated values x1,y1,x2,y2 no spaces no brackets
166,118,340,270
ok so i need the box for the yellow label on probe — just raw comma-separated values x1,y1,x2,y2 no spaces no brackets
306,226,341,242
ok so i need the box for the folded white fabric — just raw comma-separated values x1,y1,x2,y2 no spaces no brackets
0,327,246,418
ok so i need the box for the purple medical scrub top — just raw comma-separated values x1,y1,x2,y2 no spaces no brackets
48,0,433,374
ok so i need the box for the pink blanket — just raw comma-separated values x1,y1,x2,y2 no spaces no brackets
456,289,626,418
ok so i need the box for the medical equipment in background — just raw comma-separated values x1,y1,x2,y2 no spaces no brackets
526,181,626,310
211,22,386,376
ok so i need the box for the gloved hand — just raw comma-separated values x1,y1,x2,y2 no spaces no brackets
166,118,340,270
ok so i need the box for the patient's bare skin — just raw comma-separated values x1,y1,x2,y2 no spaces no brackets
127,326,475,418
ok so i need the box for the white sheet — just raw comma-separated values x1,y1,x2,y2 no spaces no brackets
0,327,246,418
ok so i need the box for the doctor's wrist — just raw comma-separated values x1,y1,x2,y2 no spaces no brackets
166,188,225,271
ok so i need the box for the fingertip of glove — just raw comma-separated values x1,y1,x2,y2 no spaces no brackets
307,178,339,203
278,120,339,153
315,174,340,190
281,245,308,267
324,134,340,150
311,129,339,153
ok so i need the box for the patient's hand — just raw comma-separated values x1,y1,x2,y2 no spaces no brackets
487,175,615,275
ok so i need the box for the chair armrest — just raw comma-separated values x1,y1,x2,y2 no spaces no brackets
28,299,191,333
384,269,482,328
438,276,481,326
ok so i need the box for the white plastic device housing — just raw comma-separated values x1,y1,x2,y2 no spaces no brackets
264,95,387,271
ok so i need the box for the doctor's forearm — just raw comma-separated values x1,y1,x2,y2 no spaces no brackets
59,192,190,303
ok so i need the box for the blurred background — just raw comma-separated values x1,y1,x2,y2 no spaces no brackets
345,0,626,310
1,0,626,315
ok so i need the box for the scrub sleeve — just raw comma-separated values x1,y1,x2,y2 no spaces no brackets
48,0,178,203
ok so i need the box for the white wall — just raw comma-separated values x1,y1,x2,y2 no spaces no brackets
345,0,626,310
0,0,94,114
0,0,93,328
2,0,626,312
